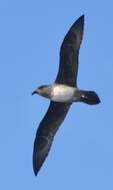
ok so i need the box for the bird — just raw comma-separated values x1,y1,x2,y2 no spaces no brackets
32,15,101,176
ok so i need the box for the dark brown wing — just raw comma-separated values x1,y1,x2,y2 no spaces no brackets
55,15,84,87
33,101,71,175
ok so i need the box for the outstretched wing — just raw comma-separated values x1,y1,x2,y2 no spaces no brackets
33,101,71,175
55,15,84,87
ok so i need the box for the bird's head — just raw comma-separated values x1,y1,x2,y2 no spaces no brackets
32,85,52,98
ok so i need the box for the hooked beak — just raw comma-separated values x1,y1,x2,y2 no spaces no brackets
32,90,37,95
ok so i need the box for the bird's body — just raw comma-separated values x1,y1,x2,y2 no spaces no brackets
34,83,79,103
51,84,77,102
33,83,100,105
32,15,101,176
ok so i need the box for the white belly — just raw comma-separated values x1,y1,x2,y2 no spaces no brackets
51,85,75,102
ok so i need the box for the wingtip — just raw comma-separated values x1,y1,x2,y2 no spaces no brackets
79,14,85,23
33,152,39,176
81,14,85,18
33,160,40,176
33,156,40,176
33,168,38,176
73,14,84,31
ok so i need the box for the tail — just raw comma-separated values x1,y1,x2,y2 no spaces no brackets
79,90,101,105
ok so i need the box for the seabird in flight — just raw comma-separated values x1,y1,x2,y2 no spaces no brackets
32,15,101,176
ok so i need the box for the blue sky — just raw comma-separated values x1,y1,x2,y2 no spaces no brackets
0,0,113,189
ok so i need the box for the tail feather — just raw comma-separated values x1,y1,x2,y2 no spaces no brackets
80,90,101,105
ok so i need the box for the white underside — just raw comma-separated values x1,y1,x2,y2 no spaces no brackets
51,85,76,102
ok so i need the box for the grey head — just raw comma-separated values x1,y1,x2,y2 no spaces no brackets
32,85,52,99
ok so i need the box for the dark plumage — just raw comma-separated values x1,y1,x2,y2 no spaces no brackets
33,102,71,175
56,15,84,86
32,15,100,176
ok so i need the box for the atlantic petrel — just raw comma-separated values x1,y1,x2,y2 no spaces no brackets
32,15,100,175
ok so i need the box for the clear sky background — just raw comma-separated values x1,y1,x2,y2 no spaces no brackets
0,0,113,189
